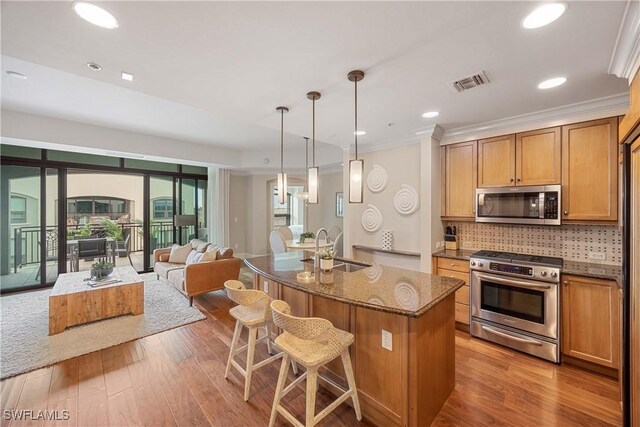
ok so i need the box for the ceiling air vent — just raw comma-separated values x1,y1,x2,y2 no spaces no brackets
449,71,490,93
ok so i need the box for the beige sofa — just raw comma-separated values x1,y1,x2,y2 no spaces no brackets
153,239,242,305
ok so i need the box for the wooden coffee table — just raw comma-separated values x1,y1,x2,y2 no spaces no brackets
49,266,144,335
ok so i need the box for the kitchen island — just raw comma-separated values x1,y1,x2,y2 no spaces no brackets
244,251,465,427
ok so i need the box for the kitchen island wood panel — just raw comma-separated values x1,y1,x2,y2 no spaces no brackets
245,252,464,426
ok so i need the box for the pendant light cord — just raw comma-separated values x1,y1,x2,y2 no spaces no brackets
312,98,316,167
304,137,309,186
354,77,358,160
280,109,284,174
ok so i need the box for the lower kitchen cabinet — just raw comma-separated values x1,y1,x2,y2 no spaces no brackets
433,256,470,329
561,274,622,374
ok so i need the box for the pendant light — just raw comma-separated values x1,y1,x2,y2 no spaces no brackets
295,137,310,200
276,106,289,205
307,91,321,204
348,70,365,203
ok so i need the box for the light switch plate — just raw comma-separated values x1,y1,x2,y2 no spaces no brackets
264,281,269,293
382,330,393,351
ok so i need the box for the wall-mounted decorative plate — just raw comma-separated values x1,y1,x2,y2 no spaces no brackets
394,184,419,215
361,204,383,232
367,164,388,193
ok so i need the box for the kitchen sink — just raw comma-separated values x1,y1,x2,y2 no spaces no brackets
300,257,371,273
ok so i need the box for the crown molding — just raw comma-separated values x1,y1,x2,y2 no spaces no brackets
440,93,629,145
609,0,640,82
341,125,444,155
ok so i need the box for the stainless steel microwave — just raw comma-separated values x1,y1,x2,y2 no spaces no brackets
475,185,561,225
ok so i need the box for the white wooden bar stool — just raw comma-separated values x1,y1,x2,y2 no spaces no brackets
224,280,284,401
269,299,362,427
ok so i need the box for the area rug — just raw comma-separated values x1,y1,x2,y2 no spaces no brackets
0,273,205,379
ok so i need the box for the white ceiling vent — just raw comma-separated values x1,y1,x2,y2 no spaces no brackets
449,71,490,93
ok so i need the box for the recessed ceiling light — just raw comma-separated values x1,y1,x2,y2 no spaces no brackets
121,71,133,81
87,62,102,71
6,71,27,80
354,130,366,136
538,77,567,89
73,2,119,29
522,3,566,29
422,111,439,119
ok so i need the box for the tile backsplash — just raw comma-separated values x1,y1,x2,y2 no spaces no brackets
446,222,622,265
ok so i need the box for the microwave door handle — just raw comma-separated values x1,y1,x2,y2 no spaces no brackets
475,272,552,290
481,325,544,346
539,193,545,219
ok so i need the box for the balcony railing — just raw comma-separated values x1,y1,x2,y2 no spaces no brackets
12,222,175,271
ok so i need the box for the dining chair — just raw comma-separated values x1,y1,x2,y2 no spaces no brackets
270,231,287,254
114,234,133,267
277,226,293,241
333,232,344,258
328,226,342,242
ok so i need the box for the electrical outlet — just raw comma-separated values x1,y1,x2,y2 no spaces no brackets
589,252,606,261
264,281,269,293
234,244,238,249
381,330,393,351
234,217,238,223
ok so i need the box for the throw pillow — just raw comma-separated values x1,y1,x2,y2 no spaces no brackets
186,251,203,265
185,250,199,265
200,250,217,263
217,247,234,260
168,243,192,264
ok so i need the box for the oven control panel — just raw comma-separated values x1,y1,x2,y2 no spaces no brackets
489,263,533,277
469,257,561,284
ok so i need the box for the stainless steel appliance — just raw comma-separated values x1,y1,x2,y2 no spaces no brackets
475,185,561,225
469,250,562,362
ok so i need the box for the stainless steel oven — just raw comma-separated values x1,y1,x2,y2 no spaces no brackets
475,185,561,225
469,251,561,363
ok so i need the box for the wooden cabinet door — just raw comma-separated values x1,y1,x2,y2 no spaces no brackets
515,127,561,186
441,141,477,218
561,118,618,221
478,135,516,187
280,285,308,318
561,275,620,368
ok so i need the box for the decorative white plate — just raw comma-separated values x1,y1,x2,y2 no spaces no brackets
394,184,419,215
394,280,418,311
361,205,383,232
367,164,388,193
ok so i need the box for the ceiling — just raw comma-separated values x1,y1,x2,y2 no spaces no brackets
0,1,630,152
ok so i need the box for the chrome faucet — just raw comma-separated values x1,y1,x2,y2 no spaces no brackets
314,228,329,269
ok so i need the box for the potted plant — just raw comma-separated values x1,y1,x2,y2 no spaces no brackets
299,231,315,244
318,248,336,271
90,261,114,279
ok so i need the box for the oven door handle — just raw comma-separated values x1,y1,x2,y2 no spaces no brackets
474,272,552,290
481,325,544,346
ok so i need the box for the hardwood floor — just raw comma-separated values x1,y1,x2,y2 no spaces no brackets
1,289,622,427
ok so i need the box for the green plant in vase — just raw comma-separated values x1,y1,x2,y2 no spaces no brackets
299,231,315,243
90,261,114,279
318,248,336,271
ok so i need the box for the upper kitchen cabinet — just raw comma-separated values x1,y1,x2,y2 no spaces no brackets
478,135,516,187
562,118,618,222
515,127,561,186
441,141,477,219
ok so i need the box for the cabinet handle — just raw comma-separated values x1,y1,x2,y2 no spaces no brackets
510,178,514,182
563,210,568,215
562,280,568,284
450,263,455,267
517,178,521,182
473,209,476,214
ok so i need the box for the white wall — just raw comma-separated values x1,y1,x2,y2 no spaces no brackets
343,143,422,271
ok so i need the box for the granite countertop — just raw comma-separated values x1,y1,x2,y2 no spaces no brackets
244,251,465,318
432,249,476,261
562,260,623,286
